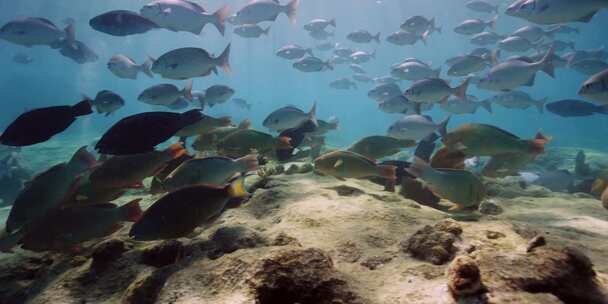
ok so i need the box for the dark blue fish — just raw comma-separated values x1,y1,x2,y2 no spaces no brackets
95,110,202,155
58,40,98,64
89,10,158,36
546,99,608,117
0,100,92,146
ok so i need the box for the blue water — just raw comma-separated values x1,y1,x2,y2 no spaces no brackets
0,0,607,154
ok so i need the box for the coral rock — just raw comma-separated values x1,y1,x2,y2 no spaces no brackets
476,246,608,303
91,239,127,270
400,220,462,265
140,240,184,268
247,247,361,304
447,255,484,298
478,200,503,215
526,235,547,253
122,269,167,304
208,226,267,259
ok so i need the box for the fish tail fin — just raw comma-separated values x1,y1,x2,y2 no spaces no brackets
69,146,97,169
405,156,432,178
71,99,93,117
374,32,381,43
480,99,493,113
64,23,76,49
217,44,231,74
183,79,193,101
330,18,336,27
262,26,271,36
328,116,339,129
277,136,293,149
236,154,259,172
285,0,300,24
536,97,548,113
306,48,314,57
489,16,498,31
539,46,555,78
453,77,470,100
377,164,397,181
238,119,252,129
119,199,143,222
165,142,188,160
438,116,451,138
210,4,230,36
227,176,249,198
325,60,334,71
141,58,154,78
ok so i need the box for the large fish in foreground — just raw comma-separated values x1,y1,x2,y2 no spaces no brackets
140,0,230,35
407,157,485,210
234,0,300,25
95,110,202,155
129,178,248,241
506,0,608,25
20,200,142,253
5,147,96,233
314,150,397,181
0,100,92,147
442,124,551,157
151,45,231,80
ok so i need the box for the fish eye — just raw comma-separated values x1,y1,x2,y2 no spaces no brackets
170,63,178,69
274,119,279,124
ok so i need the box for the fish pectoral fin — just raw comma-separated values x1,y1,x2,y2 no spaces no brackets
334,158,344,168
162,8,172,15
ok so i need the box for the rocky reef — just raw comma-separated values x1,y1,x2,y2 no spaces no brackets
0,166,606,304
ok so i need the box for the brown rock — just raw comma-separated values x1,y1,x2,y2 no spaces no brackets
122,269,167,304
272,232,301,247
337,241,362,263
360,255,393,270
208,226,267,259
401,220,462,265
140,240,184,268
526,235,546,253
91,239,127,270
475,246,608,304
485,231,506,240
447,256,484,298
247,247,362,304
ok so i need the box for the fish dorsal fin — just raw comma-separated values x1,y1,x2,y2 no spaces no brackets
334,158,343,168
577,11,597,23
477,124,521,139
32,17,56,27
